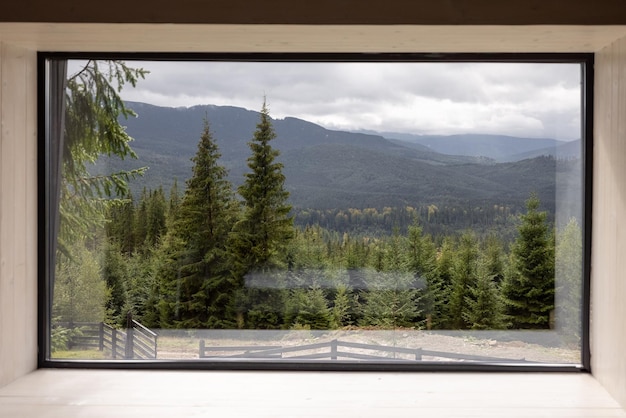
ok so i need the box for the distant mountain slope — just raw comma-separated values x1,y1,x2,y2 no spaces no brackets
104,102,579,215
375,132,567,162
282,143,557,210
507,139,582,161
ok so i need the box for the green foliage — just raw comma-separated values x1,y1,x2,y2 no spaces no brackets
60,80,564,334
285,285,331,330
464,273,506,330
503,194,555,329
425,237,455,329
555,218,582,344
358,270,422,329
53,241,108,324
50,322,78,352
228,100,295,328
231,100,294,271
60,60,148,256
100,241,128,326
156,119,238,329
448,231,480,329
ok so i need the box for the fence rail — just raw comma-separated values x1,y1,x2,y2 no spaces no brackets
199,339,527,363
55,317,157,360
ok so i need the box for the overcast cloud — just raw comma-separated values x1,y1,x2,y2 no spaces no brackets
113,60,582,140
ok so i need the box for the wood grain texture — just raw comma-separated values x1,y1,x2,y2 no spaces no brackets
0,370,625,417
592,36,626,410
0,43,38,389
2,23,626,53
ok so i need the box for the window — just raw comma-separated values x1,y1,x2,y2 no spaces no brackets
39,53,592,371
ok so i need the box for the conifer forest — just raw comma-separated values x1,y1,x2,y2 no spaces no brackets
51,60,583,346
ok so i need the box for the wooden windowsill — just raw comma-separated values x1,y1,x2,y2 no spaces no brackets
0,369,624,417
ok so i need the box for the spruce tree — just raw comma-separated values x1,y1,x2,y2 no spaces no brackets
464,271,505,330
555,217,582,342
359,231,421,329
159,119,238,328
232,99,294,270
230,100,294,329
448,231,480,329
503,194,555,329
144,187,167,247
59,60,147,257
432,237,455,329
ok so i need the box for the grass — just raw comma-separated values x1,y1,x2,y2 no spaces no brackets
51,349,106,360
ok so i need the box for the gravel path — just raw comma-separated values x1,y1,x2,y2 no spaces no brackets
156,329,580,364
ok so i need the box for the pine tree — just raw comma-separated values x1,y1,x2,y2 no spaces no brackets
359,231,421,329
463,270,505,330
503,194,555,329
100,241,128,326
284,285,331,330
448,231,480,329
231,99,294,270
483,234,505,284
158,118,238,328
106,193,136,255
406,218,437,328
59,60,147,257
230,100,294,329
555,218,582,343
144,187,167,247
168,179,181,223
431,237,455,329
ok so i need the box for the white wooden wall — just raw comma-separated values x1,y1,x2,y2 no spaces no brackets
0,42,38,388
0,23,626,410
592,36,626,408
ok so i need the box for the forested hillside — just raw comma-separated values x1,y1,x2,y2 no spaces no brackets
101,101,581,236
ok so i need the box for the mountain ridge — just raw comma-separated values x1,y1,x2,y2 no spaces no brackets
106,101,580,218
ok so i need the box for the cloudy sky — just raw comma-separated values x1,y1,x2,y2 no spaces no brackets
113,60,582,141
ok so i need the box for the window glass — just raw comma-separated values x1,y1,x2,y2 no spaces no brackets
44,57,587,368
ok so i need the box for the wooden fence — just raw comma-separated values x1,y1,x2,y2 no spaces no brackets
199,339,527,362
57,317,157,359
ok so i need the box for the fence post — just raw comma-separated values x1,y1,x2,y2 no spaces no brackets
112,329,117,359
125,311,134,359
415,348,423,361
330,339,338,360
98,323,104,351
199,340,205,358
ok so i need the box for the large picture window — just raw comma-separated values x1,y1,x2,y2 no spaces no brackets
39,53,592,370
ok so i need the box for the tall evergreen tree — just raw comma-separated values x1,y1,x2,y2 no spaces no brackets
230,100,294,329
503,194,555,329
106,193,136,255
448,231,480,329
59,60,147,256
431,237,455,328
232,99,294,270
159,119,238,328
359,231,421,328
555,218,582,343
144,187,167,247
464,268,505,330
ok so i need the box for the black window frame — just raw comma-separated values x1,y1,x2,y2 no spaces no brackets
37,51,594,372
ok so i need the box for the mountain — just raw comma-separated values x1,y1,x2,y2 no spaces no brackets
372,131,570,162
507,139,582,161
104,102,580,217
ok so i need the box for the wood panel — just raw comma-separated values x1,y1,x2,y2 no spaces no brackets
0,370,625,417
0,42,38,389
592,36,626,409
2,0,626,25
1,23,626,53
